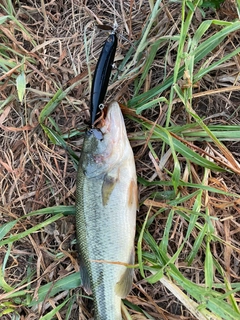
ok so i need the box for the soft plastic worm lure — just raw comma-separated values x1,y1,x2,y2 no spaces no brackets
90,31,118,126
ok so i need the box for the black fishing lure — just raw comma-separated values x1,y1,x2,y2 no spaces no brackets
90,32,118,126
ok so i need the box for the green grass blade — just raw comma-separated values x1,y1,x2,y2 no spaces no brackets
0,221,17,240
26,205,76,217
122,0,163,77
135,97,168,114
186,223,207,265
0,15,9,24
128,20,240,109
185,191,202,239
16,70,26,103
0,213,63,246
39,298,69,320
134,41,162,96
205,297,240,320
123,299,155,319
138,176,240,198
205,241,214,289
30,273,82,306
41,125,79,168
137,119,225,172
0,267,14,292
195,47,240,82
39,89,65,124
137,207,152,277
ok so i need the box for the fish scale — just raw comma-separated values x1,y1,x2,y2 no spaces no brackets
75,102,137,319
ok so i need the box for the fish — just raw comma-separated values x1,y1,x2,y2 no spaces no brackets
75,101,137,320
90,33,118,126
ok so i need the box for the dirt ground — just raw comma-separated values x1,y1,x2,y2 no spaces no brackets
1,0,240,319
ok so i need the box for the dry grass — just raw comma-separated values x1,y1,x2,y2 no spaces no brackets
1,0,240,319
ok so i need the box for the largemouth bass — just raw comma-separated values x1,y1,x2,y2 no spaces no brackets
75,101,137,320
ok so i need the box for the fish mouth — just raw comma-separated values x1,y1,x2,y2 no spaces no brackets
92,102,124,137
101,102,125,140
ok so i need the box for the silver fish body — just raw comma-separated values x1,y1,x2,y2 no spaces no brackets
75,101,137,320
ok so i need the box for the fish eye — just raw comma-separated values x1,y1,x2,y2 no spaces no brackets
88,128,103,140
86,129,93,136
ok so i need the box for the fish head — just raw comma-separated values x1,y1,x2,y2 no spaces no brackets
80,102,130,178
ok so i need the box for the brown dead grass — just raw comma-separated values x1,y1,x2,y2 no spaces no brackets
0,0,240,319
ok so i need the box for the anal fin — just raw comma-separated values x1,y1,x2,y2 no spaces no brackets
115,249,135,298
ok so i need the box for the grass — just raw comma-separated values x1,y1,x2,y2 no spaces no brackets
1,0,240,319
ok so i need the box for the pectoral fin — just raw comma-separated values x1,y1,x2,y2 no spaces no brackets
128,178,138,210
115,250,135,298
102,171,118,206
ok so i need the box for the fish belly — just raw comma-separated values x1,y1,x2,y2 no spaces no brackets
76,160,136,320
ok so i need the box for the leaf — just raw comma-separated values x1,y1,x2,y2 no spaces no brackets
200,0,225,9
16,71,26,103
0,16,9,24
137,119,225,172
0,213,63,246
205,240,214,289
186,224,207,265
30,273,82,306
146,268,164,284
0,268,14,292
0,220,17,240
39,299,69,320
39,88,65,124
